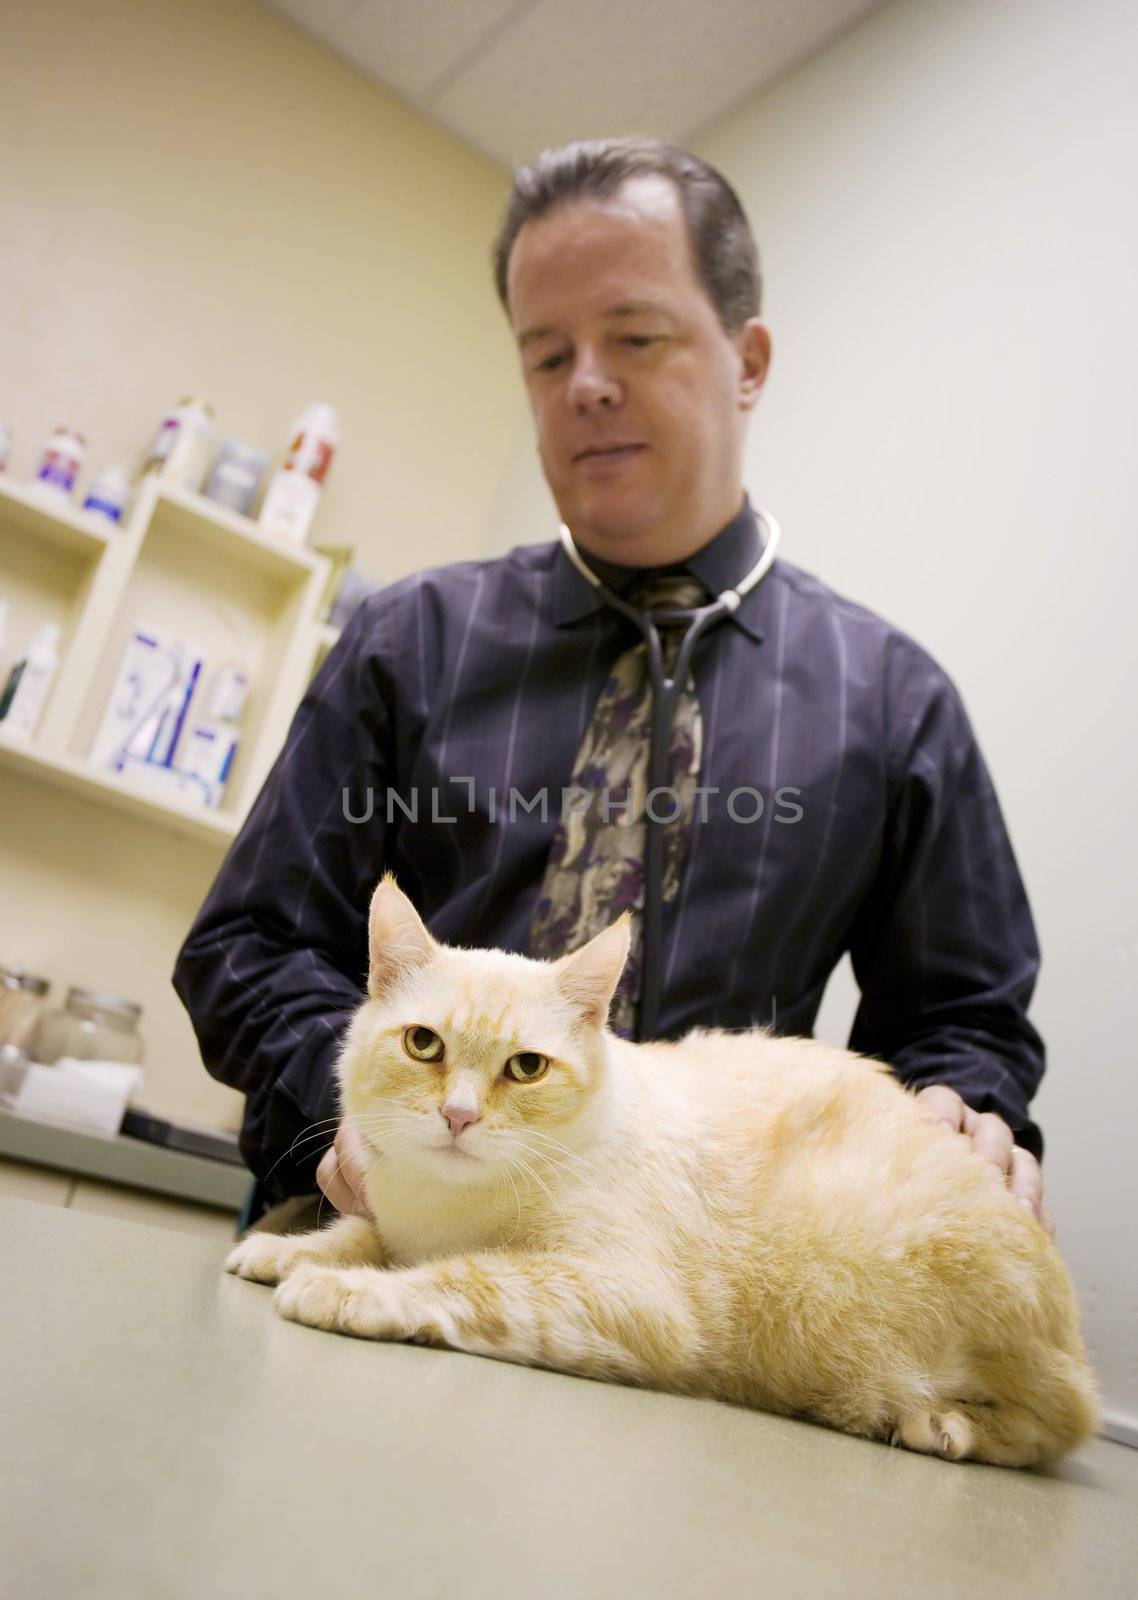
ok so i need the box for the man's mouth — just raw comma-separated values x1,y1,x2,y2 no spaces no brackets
573,443,645,464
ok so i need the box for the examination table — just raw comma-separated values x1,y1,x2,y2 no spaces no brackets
1,1195,1134,1598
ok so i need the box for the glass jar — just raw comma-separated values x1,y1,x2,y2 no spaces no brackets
33,986,145,1066
0,965,50,1052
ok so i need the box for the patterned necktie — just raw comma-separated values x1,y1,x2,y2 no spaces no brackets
528,571,707,1038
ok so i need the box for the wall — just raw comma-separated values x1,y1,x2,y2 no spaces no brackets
0,0,523,1130
693,0,1137,1433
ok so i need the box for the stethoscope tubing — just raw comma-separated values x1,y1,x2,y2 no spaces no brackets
558,508,781,1040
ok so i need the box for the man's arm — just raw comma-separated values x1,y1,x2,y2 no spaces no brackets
172,596,392,1200
845,638,1048,1200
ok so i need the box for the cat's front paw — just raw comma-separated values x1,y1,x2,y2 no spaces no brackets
273,1263,413,1340
225,1232,319,1286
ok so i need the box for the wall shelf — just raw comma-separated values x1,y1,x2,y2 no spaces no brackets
0,472,332,845
149,483,324,583
0,727,239,846
0,476,116,560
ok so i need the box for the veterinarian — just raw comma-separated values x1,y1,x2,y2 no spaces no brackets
174,137,1054,1240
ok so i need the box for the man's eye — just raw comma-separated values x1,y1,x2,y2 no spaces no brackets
535,352,567,372
504,1051,550,1083
404,1026,444,1062
622,335,659,348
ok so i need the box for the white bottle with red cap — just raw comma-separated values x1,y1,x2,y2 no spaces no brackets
258,403,338,545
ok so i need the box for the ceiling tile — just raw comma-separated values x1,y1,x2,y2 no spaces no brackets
266,0,530,100
264,0,889,168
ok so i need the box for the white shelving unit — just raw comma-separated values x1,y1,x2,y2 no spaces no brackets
0,474,342,846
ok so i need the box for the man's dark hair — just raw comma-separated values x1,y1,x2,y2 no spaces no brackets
492,136,762,333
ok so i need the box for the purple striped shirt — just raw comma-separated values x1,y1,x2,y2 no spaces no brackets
174,498,1045,1197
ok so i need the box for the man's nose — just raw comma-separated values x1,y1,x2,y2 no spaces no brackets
567,349,621,411
441,1103,481,1139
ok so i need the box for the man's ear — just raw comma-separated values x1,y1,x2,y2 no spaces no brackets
367,874,437,999
552,915,631,1028
736,317,771,412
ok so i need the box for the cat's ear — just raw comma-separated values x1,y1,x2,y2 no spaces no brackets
367,874,437,999
552,914,631,1028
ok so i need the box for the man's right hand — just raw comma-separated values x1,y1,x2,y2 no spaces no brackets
315,1116,374,1217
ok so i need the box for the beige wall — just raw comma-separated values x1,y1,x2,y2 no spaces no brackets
0,0,525,1130
1,0,522,575
693,0,1137,1433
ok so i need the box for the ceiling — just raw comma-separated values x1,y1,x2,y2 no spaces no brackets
263,0,890,169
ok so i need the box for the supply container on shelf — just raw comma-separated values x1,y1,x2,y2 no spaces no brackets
142,397,217,492
35,426,86,496
34,986,145,1066
204,439,268,516
0,621,62,737
259,402,338,545
82,464,131,524
0,965,51,1053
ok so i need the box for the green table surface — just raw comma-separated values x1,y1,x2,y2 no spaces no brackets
1,1195,1135,1600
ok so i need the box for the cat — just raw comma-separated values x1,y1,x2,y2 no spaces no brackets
226,874,1101,1467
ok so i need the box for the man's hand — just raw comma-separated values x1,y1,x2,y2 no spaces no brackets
315,1116,374,1218
914,1085,1055,1240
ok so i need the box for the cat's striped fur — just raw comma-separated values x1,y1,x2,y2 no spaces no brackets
226,876,1099,1466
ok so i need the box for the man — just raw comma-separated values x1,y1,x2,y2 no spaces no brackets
174,138,1053,1237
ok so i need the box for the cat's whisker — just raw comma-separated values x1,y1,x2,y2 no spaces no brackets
509,1152,563,1216
496,1162,524,1246
519,1150,581,1188
259,1117,351,1188
522,1130,597,1171
518,1138,594,1184
257,1111,412,1192
273,1115,408,1184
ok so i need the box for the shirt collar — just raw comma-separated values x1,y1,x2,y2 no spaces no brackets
549,494,769,643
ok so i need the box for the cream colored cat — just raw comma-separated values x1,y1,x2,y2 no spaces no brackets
226,875,1100,1467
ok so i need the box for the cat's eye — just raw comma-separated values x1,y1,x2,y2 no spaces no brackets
504,1051,549,1083
404,1025,444,1063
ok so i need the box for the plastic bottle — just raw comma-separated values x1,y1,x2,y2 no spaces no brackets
259,403,338,545
142,398,216,492
82,464,131,524
35,427,86,497
0,622,62,737
204,439,268,516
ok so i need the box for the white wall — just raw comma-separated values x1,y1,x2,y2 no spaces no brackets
694,0,1138,1434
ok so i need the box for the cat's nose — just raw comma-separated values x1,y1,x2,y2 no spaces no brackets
441,1104,481,1139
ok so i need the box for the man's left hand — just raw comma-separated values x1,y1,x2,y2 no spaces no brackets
914,1085,1055,1240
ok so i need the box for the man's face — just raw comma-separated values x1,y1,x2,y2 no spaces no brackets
506,174,769,563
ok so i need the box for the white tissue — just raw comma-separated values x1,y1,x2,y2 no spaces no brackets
54,1056,145,1099
11,1058,140,1136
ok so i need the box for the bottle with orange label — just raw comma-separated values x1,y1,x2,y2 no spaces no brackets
258,403,338,545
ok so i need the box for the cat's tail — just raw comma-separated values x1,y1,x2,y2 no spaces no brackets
948,1340,1102,1467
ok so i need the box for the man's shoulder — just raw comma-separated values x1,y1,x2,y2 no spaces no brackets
359,538,555,617
772,555,955,690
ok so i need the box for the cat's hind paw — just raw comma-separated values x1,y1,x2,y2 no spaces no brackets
888,1409,972,1462
273,1263,413,1340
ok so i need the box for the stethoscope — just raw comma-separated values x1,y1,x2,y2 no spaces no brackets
558,505,782,1041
